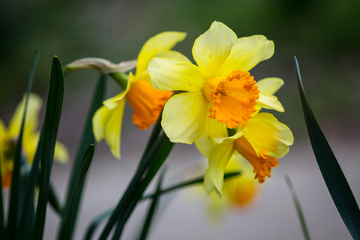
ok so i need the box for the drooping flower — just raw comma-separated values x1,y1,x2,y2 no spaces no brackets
90,32,187,159
203,112,293,196
148,21,281,144
0,93,69,188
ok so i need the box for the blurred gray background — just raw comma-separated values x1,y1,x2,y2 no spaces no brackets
1,0,360,239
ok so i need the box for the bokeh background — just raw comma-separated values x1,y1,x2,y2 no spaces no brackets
1,0,360,239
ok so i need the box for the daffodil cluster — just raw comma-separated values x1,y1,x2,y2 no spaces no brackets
65,21,293,198
0,93,69,188
148,21,293,196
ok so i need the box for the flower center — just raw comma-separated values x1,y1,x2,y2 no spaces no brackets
126,80,173,130
203,71,260,129
233,136,278,183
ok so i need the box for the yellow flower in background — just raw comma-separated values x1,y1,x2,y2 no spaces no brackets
0,93,69,188
149,21,282,144
206,152,262,217
92,32,187,159
203,113,293,196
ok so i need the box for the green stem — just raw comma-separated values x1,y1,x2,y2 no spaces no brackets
110,72,128,90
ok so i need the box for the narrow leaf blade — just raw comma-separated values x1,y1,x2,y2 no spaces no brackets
58,73,106,240
284,174,311,240
33,56,64,240
6,49,40,240
295,57,360,239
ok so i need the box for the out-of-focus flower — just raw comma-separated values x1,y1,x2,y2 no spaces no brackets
206,152,262,217
89,32,187,159
0,93,69,188
203,112,293,196
149,21,281,145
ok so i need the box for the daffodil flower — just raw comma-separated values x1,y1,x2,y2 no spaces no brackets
0,93,69,188
149,21,282,144
90,32,187,159
203,112,293,196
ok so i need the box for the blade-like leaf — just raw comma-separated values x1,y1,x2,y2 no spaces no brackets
48,183,63,215
58,73,106,240
7,49,40,240
284,174,311,240
17,133,42,240
61,145,95,240
73,145,95,199
84,208,114,240
295,57,360,239
138,168,166,240
33,56,65,240
99,132,173,240
110,133,174,239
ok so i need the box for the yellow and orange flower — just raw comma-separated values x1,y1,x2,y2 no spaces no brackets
148,21,282,144
0,93,69,188
148,21,293,195
78,32,187,159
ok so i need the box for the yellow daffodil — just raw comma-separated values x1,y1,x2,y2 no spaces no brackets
149,21,282,144
203,112,293,196
0,93,69,188
91,32,187,159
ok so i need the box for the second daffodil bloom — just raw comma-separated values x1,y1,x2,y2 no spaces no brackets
0,93,69,188
91,32,187,159
148,21,282,144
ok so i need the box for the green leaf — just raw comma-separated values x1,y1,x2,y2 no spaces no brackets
84,208,114,240
295,57,360,239
110,133,174,239
6,49,40,240
73,145,95,199
99,132,173,240
138,167,166,240
33,56,65,240
57,73,106,240
17,133,42,240
48,183,63,215
61,145,95,240
284,174,311,240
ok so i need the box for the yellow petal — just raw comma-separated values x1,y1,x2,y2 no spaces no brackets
161,92,208,144
203,169,215,195
8,93,43,138
137,31,187,74
149,57,206,92
0,119,7,142
256,77,284,95
256,94,284,112
255,78,285,113
102,76,131,110
54,141,70,164
244,113,294,159
195,108,228,158
92,99,126,159
208,140,235,196
154,50,191,63
92,106,111,142
192,21,237,78
106,99,126,159
218,35,274,76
